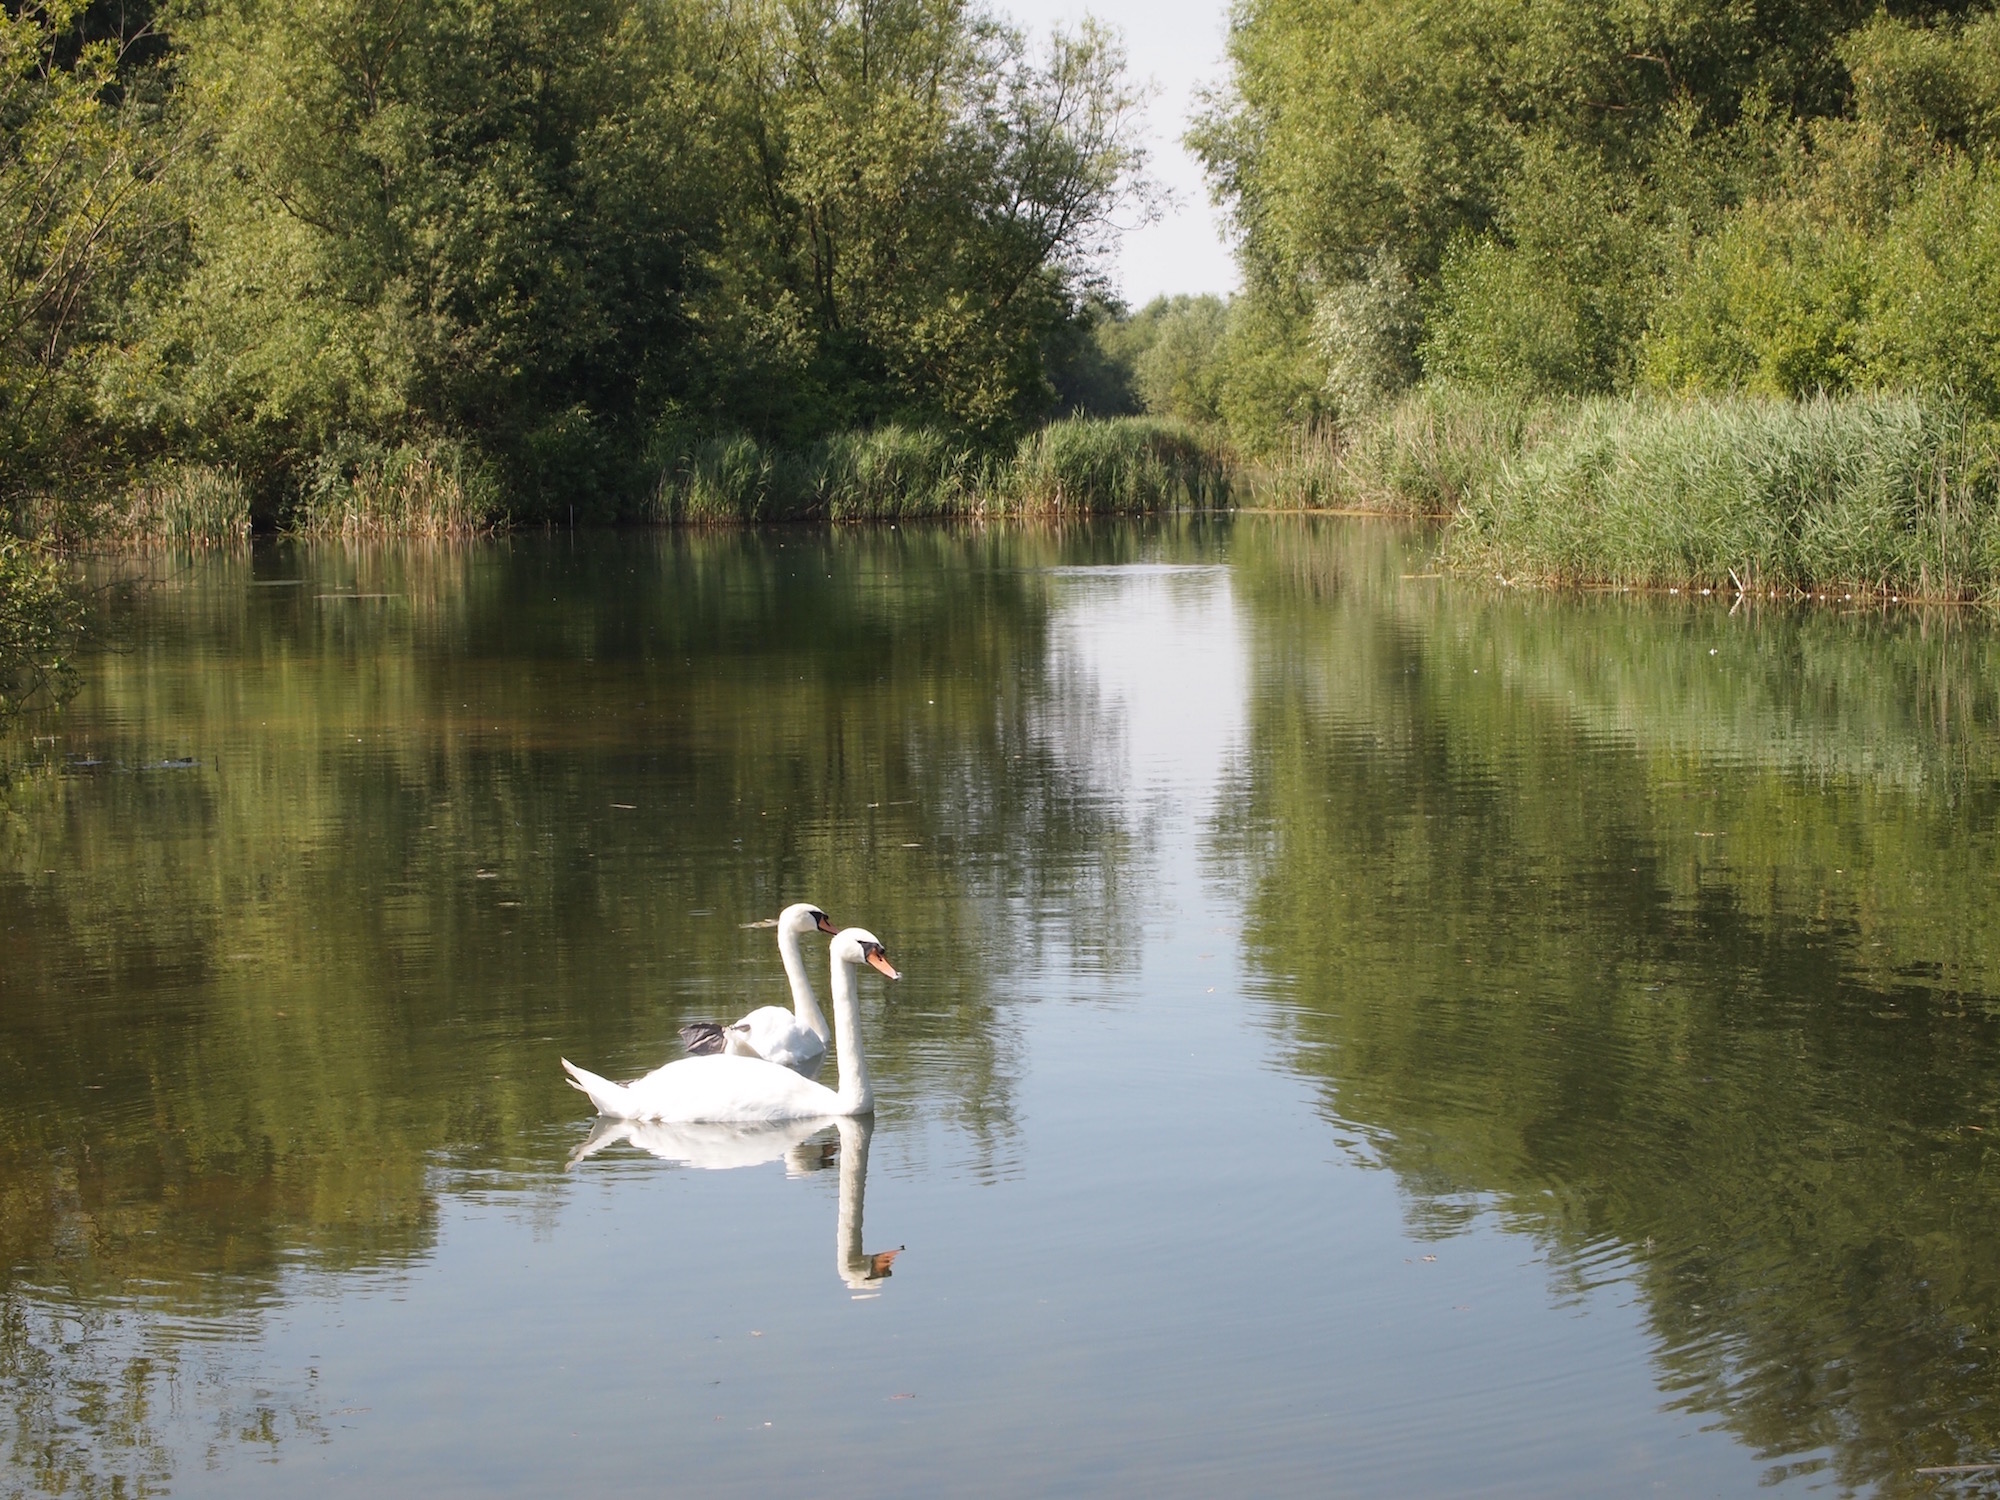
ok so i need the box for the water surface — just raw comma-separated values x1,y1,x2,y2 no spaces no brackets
5,519,2000,1496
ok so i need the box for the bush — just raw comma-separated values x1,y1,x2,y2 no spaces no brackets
1311,250,1421,421
1641,203,1874,399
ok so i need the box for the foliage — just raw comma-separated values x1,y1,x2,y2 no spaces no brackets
1190,0,2000,438
1096,294,1232,426
1309,248,1418,418
705,7,1153,444
73,0,1151,524
1636,15,2000,407
1640,202,1874,398
0,0,175,508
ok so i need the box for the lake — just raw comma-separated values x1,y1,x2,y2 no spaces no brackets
4,516,2000,1497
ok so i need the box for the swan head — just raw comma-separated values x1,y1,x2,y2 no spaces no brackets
781,901,838,936
832,927,900,980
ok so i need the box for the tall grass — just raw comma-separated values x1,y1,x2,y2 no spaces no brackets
120,465,253,545
290,436,504,537
1008,416,1231,513
651,416,1230,522
650,425,992,522
12,465,252,546
1250,387,2000,598
1246,387,1542,514
1445,394,2000,598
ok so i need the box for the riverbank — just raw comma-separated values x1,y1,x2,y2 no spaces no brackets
16,394,2000,601
11,416,1234,545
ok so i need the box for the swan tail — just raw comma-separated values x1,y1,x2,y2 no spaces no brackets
561,1058,635,1117
678,1022,727,1057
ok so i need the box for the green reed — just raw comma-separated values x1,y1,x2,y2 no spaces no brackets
1444,393,2000,598
289,436,504,538
651,416,1231,523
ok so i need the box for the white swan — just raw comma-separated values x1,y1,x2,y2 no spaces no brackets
677,902,837,1074
562,927,899,1121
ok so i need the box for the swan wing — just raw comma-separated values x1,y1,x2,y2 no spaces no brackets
729,1006,829,1076
678,1022,728,1057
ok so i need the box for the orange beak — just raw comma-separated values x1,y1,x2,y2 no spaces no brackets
816,913,838,935
866,949,901,980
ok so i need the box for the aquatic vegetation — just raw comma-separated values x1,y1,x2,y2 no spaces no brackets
650,417,1231,522
1008,416,1231,514
116,466,252,546
290,437,504,538
1446,394,2000,597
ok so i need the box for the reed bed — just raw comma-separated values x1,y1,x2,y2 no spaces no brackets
1008,416,1231,513
651,416,1232,522
12,465,252,547
1444,394,2000,599
1245,388,1545,515
118,465,253,546
290,437,504,538
651,425,991,523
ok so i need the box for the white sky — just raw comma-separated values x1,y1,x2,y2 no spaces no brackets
1005,0,1242,306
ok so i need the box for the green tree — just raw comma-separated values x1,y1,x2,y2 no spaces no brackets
116,0,733,519
1095,293,1232,426
0,0,174,506
699,2,1151,443
1190,0,1982,416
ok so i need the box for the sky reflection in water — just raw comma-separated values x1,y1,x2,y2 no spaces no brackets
4,520,1999,1496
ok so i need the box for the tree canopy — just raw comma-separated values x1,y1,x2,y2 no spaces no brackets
1188,0,2000,447
0,0,1151,520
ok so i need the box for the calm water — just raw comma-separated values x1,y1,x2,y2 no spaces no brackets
5,518,2000,1497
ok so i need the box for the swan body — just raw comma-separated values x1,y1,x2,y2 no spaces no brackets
678,903,836,1075
564,928,898,1122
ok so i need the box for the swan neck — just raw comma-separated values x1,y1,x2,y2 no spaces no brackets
778,923,829,1040
827,955,874,1116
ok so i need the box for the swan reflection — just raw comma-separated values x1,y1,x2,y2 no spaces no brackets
568,1115,900,1293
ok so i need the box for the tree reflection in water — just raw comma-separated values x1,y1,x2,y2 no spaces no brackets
1219,517,2000,1493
